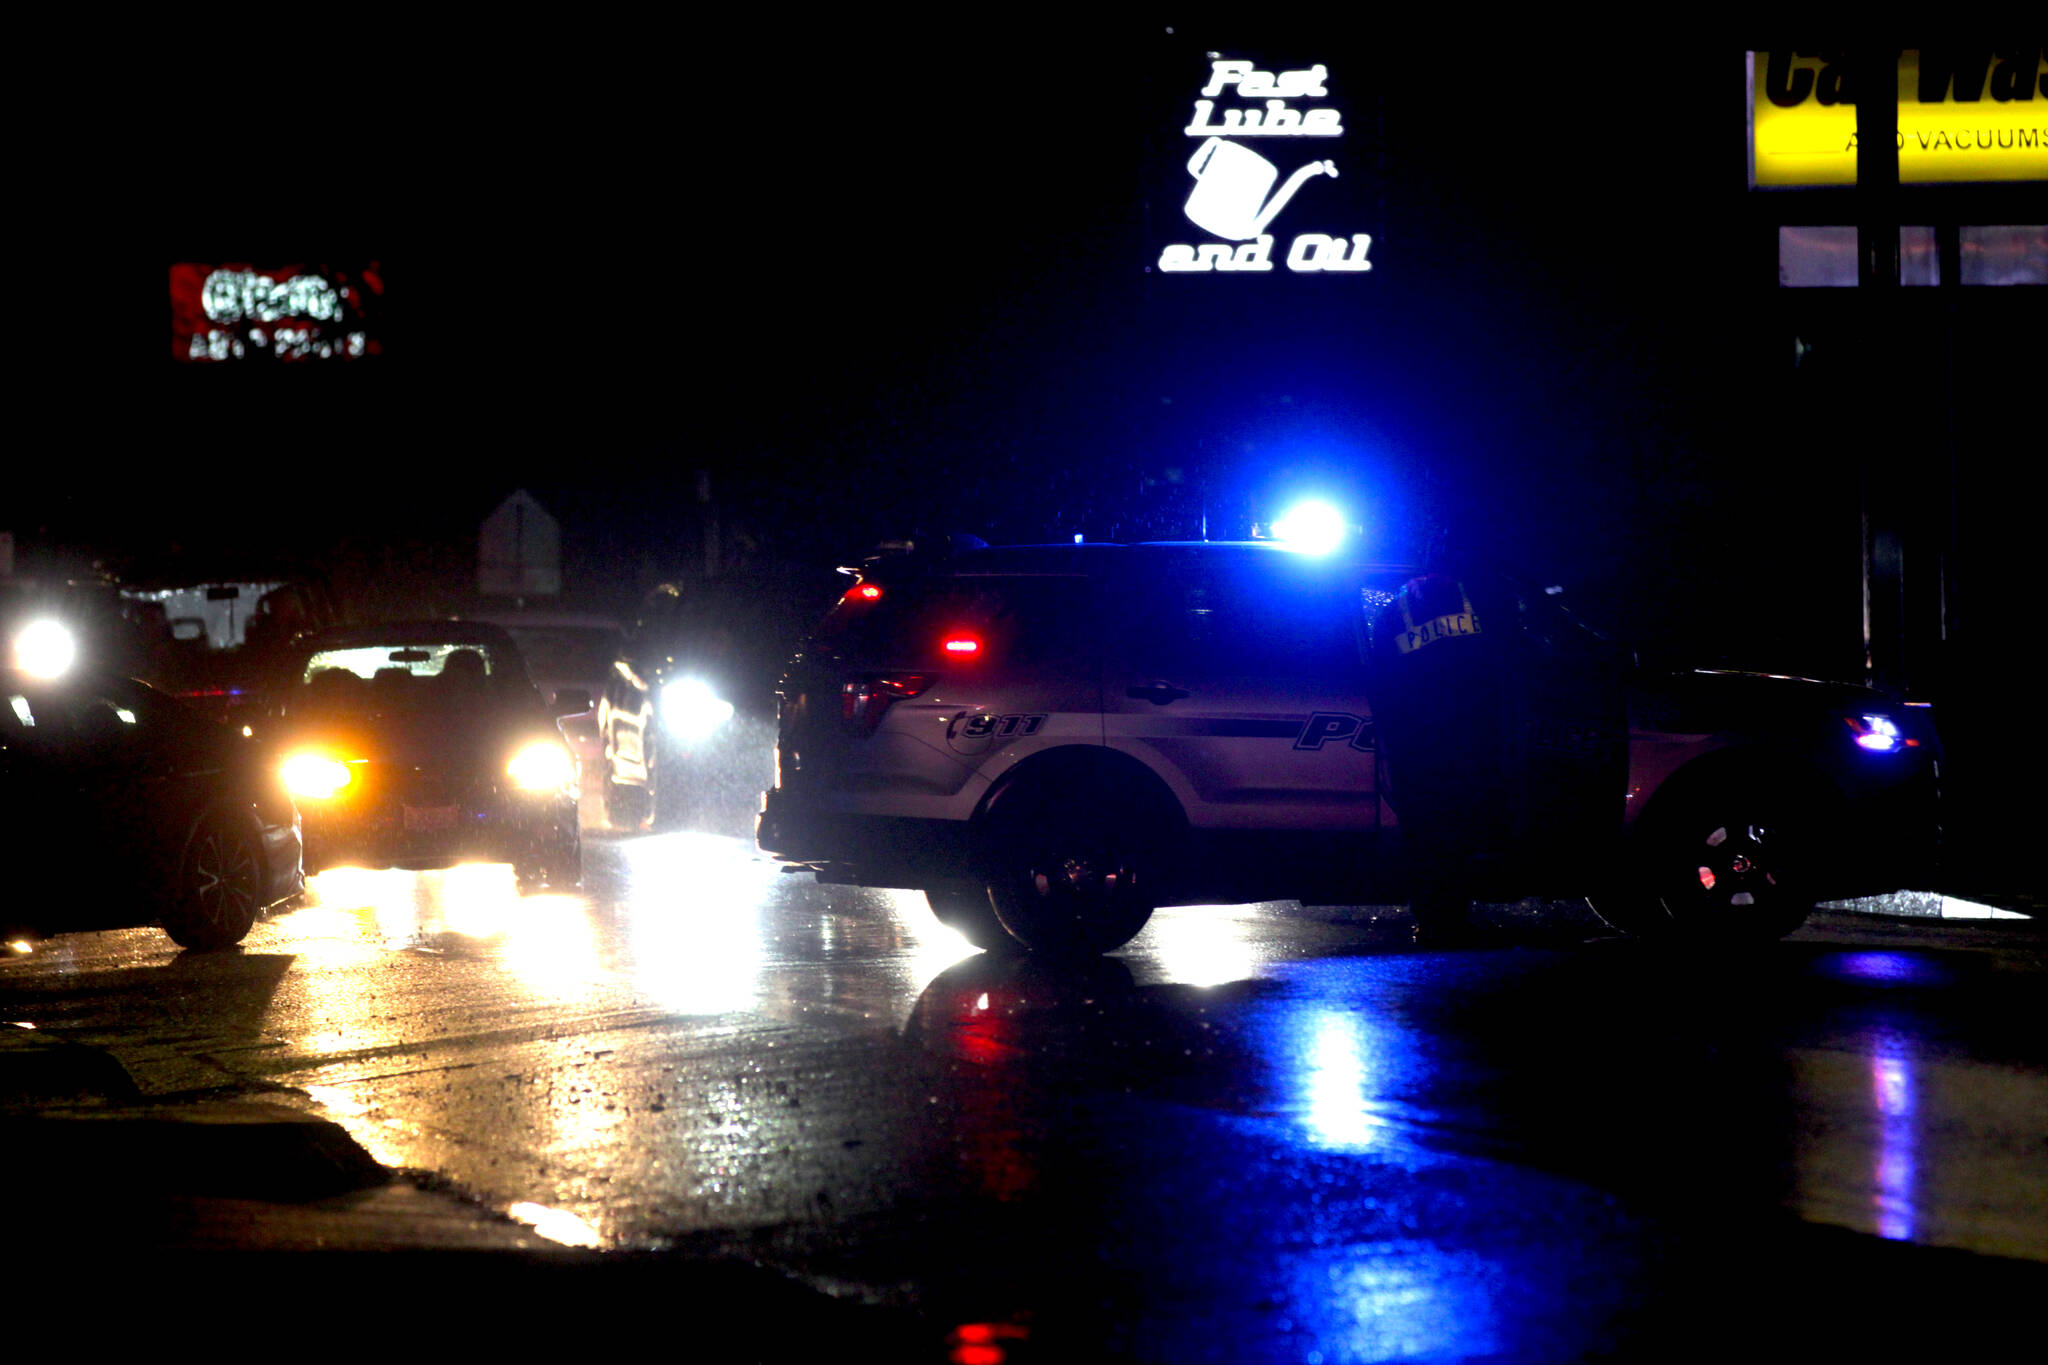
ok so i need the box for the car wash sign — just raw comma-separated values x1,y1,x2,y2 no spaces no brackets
1156,57,1375,274
1751,49,2047,187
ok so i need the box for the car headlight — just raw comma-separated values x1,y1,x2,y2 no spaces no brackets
12,619,77,679
661,678,735,740
281,752,353,800
508,741,574,791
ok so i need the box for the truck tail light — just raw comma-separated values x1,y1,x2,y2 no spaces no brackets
841,673,933,733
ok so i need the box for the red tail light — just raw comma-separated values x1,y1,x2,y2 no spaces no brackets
839,582,884,605
942,635,981,655
841,673,933,732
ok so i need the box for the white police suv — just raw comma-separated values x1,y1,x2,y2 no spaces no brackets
757,540,1941,954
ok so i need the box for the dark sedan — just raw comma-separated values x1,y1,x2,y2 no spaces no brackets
264,622,584,889
1,666,303,949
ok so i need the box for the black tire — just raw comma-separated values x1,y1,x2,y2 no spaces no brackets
1589,785,1817,942
164,812,264,950
924,883,1018,953
982,774,1169,956
603,776,645,832
645,737,686,832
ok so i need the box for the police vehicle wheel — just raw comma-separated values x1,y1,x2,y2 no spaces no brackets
1593,788,1815,941
924,884,1017,953
164,812,263,950
983,781,1162,956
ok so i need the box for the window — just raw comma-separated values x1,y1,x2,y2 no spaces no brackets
1142,554,1367,680
1778,226,1940,287
1959,225,2047,285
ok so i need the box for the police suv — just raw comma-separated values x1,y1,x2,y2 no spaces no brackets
756,540,1941,954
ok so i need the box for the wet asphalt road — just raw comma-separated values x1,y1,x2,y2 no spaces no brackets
4,821,2044,1359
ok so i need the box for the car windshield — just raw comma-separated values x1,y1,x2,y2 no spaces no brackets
293,641,525,712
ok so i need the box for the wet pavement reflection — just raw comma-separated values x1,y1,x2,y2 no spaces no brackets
4,829,2042,1358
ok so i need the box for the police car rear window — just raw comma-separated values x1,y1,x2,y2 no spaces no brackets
820,574,1094,666
1127,556,1387,679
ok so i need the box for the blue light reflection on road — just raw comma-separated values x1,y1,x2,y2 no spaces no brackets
1871,1037,1918,1242
1115,958,1652,1365
1302,1007,1385,1152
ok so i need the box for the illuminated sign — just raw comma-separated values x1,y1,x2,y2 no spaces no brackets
1751,49,2048,187
1157,57,1375,275
169,262,384,362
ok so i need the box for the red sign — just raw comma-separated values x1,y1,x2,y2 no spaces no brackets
169,262,384,362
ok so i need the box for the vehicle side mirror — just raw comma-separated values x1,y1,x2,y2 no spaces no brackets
551,688,593,717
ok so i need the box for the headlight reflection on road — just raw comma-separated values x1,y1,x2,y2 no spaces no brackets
507,1200,606,1249
620,833,774,1016
900,889,983,981
308,864,606,999
428,865,605,999
1139,903,1270,987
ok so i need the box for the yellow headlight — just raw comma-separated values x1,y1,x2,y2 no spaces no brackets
507,742,573,792
281,752,353,800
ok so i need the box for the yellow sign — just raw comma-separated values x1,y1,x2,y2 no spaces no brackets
1752,49,2047,186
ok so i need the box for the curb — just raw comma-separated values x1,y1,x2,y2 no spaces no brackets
3,1100,390,1201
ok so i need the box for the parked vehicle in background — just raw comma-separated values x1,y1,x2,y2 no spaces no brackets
758,538,1944,955
5,576,162,683
1,665,304,949
113,575,346,725
597,580,799,833
458,610,624,788
261,621,585,890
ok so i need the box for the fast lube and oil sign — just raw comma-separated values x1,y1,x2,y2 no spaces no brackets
1751,49,2048,186
1157,57,1374,274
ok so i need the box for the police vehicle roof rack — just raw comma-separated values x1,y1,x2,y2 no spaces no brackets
839,533,991,576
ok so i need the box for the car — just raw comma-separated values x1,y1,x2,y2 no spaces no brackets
115,574,348,727
1,665,304,949
457,610,624,785
596,580,799,832
756,539,1943,954
260,621,586,890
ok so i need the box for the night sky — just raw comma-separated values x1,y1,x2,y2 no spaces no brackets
22,25,2043,688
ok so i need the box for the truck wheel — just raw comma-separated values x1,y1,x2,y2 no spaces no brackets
924,883,1017,952
164,812,263,950
603,778,644,831
645,741,686,832
982,777,1164,956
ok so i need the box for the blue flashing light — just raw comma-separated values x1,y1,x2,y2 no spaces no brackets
1846,714,1908,753
1270,500,1348,555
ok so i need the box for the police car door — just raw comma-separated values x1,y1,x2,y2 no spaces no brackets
1102,547,1382,834
1503,588,1630,884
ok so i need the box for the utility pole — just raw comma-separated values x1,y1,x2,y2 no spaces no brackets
1853,48,1903,693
